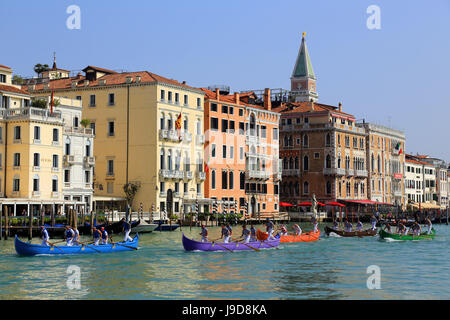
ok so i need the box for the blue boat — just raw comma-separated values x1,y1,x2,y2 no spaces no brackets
14,234,139,256
154,221,179,231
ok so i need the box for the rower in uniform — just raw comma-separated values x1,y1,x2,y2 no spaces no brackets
344,219,352,232
280,225,288,236
122,218,133,242
250,224,257,242
425,217,433,234
199,224,208,242
370,215,377,230
92,227,102,245
40,226,50,246
221,224,231,243
411,222,421,236
332,219,339,230
266,218,275,240
226,223,233,239
65,226,74,246
72,227,80,245
293,224,302,236
356,219,363,232
101,227,109,244
241,225,251,243
311,216,319,233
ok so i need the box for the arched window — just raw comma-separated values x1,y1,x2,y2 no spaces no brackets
295,157,299,169
52,175,58,192
303,181,309,195
326,133,331,146
211,170,216,189
303,155,309,171
326,181,332,195
160,149,165,170
250,114,256,136
338,155,341,168
295,182,299,195
283,158,288,170
377,155,381,172
240,172,245,190
167,150,172,170
289,157,294,170
303,134,309,147
326,155,331,168
284,136,289,147
85,140,91,157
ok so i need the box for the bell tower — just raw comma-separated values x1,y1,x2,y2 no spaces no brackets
291,32,318,102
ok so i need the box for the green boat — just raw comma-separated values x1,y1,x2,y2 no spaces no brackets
379,228,436,240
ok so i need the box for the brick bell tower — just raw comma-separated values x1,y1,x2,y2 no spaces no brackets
290,32,318,102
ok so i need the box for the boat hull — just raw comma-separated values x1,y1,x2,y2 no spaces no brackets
256,228,320,243
182,233,279,251
379,228,436,240
324,226,377,237
155,223,179,231
131,222,158,234
14,234,139,256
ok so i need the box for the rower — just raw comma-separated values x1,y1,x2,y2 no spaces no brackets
332,219,339,230
293,224,302,236
311,216,319,233
425,217,433,234
280,224,288,236
250,224,257,242
92,227,102,245
226,223,233,239
40,226,50,246
65,226,74,246
411,221,421,236
266,218,275,240
241,224,251,243
356,219,363,232
220,224,231,243
101,227,109,244
121,218,133,242
344,219,352,232
370,215,378,230
384,223,392,233
396,221,405,235
199,224,208,242
72,226,80,245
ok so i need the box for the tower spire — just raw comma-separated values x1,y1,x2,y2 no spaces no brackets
290,32,318,102
52,52,57,70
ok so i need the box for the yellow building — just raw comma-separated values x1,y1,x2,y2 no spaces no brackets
26,65,206,216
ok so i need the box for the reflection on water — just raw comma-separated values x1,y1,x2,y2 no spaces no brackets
0,223,449,300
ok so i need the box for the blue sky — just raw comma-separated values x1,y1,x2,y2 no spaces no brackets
1,0,449,161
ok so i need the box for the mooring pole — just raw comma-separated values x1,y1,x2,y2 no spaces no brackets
28,205,33,241
5,206,9,240
0,204,3,241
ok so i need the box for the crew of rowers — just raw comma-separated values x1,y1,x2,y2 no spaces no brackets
39,217,133,246
383,217,433,236
331,214,378,232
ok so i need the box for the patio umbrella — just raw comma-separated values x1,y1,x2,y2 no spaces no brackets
279,202,294,207
325,202,346,207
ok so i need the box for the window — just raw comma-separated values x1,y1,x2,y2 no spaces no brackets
197,98,201,108
13,177,20,192
230,146,234,159
221,119,228,133
239,109,244,116
211,103,217,112
303,134,308,147
89,95,96,107
107,182,114,194
107,160,114,175
86,141,91,156
160,90,165,101
184,182,188,193
222,105,228,113
304,117,309,123
303,156,309,171
273,128,279,140
53,155,58,168
52,177,58,192
85,170,90,183
108,121,115,136
52,128,59,142
261,126,267,138
168,91,172,102
303,181,309,195
211,170,216,189
240,172,245,190
65,140,70,155
0,127,2,142
33,153,40,167
229,120,235,133
34,126,40,141
222,171,228,189
223,145,227,158
211,118,219,130
90,123,96,135
76,96,81,100
239,122,245,135
0,74,6,83
184,95,188,105
314,152,320,159
73,117,79,128
197,183,201,194
108,93,115,105
326,181,332,195
229,171,234,189
229,106,234,115
240,147,244,160
211,144,216,157
14,126,21,140
175,93,179,104
33,175,39,192
13,153,20,166
64,170,70,183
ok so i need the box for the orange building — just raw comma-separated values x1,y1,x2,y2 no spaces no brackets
202,87,281,218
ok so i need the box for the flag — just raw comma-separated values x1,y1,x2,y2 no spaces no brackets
175,113,182,141
396,142,403,155
204,155,210,173
50,90,54,115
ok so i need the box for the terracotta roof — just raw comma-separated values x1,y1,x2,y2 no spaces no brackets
405,159,433,166
0,84,30,96
82,66,118,74
22,70,200,92
0,64,11,70
200,88,276,112
273,101,355,118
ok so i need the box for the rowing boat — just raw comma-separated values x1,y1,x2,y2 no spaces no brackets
14,234,139,256
256,228,320,242
324,226,377,237
379,228,436,240
182,233,279,252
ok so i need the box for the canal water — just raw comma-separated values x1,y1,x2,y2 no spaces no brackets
0,223,449,300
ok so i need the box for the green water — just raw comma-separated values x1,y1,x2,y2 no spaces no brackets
0,223,449,300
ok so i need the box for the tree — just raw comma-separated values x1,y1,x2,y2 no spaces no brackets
34,63,49,76
80,119,91,128
12,75,24,85
123,182,140,209
31,98,48,109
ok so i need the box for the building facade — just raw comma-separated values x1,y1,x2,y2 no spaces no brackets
202,88,281,218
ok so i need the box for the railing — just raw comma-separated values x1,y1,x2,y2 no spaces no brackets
84,156,95,167
63,155,75,165
323,168,346,176
355,169,368,177
196,134,205,145
246,170,270,180
197,172,206,180
282,169,300,176
64,127,94,135
2,107,62,121
159,169,184,179
184,171,193,180
346,169,355,176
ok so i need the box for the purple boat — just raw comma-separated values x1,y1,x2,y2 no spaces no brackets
182,233,280,252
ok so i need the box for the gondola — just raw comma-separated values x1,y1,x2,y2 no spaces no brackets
182,233,279,252
379,228,436,241
324,226,377,237
256,228,320,243
14,234,139,256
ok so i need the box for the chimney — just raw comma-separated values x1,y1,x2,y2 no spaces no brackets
126,76,133,84
338,102,342,112
234,92,240,105
182,81,186,85
264,88,271,110
136,76,141,83
215,88,220,101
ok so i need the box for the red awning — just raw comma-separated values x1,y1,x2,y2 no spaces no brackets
341,200,394,206
297,202,326,206
325,202,347,207
279,202,294,207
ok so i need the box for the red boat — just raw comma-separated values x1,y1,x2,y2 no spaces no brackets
256,228,320,243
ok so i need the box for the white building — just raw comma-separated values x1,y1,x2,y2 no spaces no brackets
405,159,425,204
56,97,95,212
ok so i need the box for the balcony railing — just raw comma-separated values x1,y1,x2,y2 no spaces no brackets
63,155,75,165
282,169,300,176
246,170,270,180
84,156,95,167
196,134,205,145
197,172,206,180
159,169,184,180
346,169,355,176
184,171,193,180
1,107,62,121
355,169,368,177
323,168,346,176
64,127,94,135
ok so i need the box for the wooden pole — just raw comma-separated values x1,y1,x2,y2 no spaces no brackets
5,206,9,240
28,205,33,241
51,204,55,227
73,209,78,229
0,204,2,241
90,210,94,235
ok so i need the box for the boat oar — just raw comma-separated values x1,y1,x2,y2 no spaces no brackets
79,241,102,253
233,238,260,252
261,239,280,249
211,241,233,252
110,236,138,250
46,241,65,253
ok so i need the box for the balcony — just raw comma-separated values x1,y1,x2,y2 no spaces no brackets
246,170,270,180
32,191,41,197
182,131,192,143
274,171,282,181
173,192,181,198
63,155,75,165
64,127,94,136
196,134,205,145
159,169,184,180
51,192,59,198
323,168,346,176
355,170,368,177
282,169,300,176
393,190,402,197
196,172,206,181
84,156,95,167
346,169,355,176
184,171,193,180
2,107,62,122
